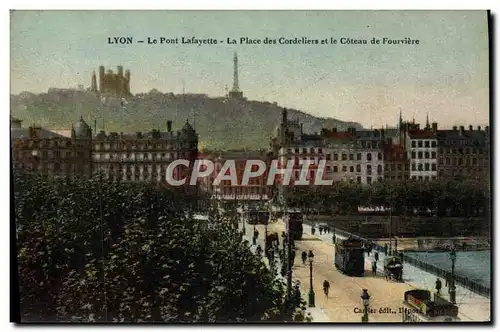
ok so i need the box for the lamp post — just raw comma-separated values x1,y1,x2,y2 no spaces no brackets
449,248,457,304
332,223,336,244
361,289,370,323
394,236,398,255
31,150,39,171
308,250,315,307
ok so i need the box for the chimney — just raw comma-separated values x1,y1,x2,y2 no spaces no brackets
453,126,458,131
469,125,473,131
167,120,172,132
478,126,481,131
432,122,438,132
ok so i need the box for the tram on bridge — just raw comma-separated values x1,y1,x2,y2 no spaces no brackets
334,237,365,276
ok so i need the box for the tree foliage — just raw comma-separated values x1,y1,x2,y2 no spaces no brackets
15,169,305,322
280,178,490,217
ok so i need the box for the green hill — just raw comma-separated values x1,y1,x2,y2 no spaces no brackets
10,89,363,150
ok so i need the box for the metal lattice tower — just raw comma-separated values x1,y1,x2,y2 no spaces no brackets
232,52,239,92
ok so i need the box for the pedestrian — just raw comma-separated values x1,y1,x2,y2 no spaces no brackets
256,245,263,256
311,227,316,235
372,260,377,276
435,278,442,295
301,251,307,265
291,250,296,266
319,227,323,235
254,229,259,239
252,235,257,246
374,251,379,262
384,243,388,255
366,243,371,257
323,280,330,297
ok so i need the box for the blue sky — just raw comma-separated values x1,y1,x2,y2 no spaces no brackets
10,10,489,128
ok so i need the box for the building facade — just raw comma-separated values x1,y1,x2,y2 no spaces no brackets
91,65,131,96
12,116,199,187
437,125,489,182
383,139,410,182
402,121,438,181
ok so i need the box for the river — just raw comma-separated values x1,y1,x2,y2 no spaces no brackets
403,250,491,288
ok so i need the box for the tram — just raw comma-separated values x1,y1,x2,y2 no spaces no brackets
334,237,365,276
401,289,460,322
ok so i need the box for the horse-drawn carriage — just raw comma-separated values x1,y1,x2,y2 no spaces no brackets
384,256,403,281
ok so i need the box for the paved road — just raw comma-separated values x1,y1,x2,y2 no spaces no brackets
245,221,414,323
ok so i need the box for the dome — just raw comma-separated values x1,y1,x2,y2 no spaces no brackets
74,116,91,137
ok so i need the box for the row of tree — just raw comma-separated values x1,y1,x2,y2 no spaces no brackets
14,170,307,322
276,178,490,217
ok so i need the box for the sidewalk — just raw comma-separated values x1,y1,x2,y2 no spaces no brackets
304,223,491,322
240,222,330,322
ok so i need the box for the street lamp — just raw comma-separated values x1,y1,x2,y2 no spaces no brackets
449,248,457,304
394,236,398,254
308,250,315,307
361,289,370,323
332,223,336,244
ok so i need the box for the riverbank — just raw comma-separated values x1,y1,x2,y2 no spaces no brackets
375,237,490,252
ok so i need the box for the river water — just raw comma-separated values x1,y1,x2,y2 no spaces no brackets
404,250,491,288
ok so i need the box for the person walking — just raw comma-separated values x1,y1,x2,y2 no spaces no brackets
319,227,323,235
435,278,442,296
371,260,377,276
301,251,307,265
374,251,379,262
323,280,330,297
311,227,316,235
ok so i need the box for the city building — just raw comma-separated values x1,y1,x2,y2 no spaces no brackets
437,125,489,182
207,149,271,202
383,139,410,182
402,118,438,181
11,116,92,177
92,119,198,185
91,65,131,97
354,129,385,184
12,116,199,187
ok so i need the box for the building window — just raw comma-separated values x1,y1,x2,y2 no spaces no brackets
377,165,383,175
333,166,338,172
411,151,416,159
326,154,331,160
334,154,338,161
412,141,416,148
367,165,372,175
357,153,362,161
431,141,437,147
303,148,308,154
418,151,423,158
418,163,423,171
425,141,430,148
318,148,323,154
391,164,396,171
356,164,361,172
295,148,299,153
350,166,354,172
424,151,430,159
378,152,382,160
424,163,430,171
367,176,372,185
431,151,436,159
342,166,347,172
412,163,416,171
357,176,361,184
349,154,354,160
432,163,437,171
418,140,423,148
342,154,347,161
418,176,423,181
367,153,372,161
397,164,403,171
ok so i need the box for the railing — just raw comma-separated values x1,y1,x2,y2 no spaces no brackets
400,253,490,299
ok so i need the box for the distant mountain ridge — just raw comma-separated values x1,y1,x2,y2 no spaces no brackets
10,90,364,150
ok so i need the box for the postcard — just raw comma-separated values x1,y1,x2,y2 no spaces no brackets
10,10,491,324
